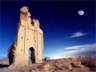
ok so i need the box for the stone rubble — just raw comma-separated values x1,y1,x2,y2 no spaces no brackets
0,56,96,72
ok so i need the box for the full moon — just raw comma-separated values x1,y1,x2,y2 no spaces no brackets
78,10,84,16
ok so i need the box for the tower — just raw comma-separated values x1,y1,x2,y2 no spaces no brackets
8,6,44,67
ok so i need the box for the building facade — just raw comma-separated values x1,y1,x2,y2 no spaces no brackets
8,6,44,67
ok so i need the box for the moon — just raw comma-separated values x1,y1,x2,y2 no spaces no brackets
78,10,84,16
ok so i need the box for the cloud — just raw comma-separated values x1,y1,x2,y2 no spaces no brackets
70,32,86,38
64,43,96,51
48,43,96,59
63,43,96,58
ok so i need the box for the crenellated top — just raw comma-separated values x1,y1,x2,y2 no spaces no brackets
18,6,43,34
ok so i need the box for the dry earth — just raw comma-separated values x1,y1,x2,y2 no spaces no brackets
0,56,96,72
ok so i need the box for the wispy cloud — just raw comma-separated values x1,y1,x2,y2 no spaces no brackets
63,43,96,58
45,43,96,59
50,43,96,59
64,43,96,51
70,32,86,38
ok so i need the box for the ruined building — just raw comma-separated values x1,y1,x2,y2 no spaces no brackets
8,6,44,66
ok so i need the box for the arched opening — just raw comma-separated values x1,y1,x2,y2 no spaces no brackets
29,47,35,63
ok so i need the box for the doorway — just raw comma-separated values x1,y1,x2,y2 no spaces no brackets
29,47,35,63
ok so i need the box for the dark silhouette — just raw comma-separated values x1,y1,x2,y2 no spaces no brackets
0,64,9,68
29,47,35,63
8,43,15,65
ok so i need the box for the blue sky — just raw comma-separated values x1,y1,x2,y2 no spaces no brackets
0,0,96,59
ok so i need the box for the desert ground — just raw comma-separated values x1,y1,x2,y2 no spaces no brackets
0,56,96,72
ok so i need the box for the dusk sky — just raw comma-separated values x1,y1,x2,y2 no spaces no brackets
0,0,96,59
